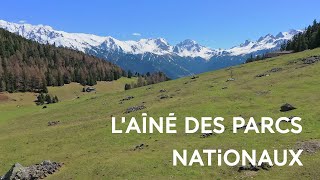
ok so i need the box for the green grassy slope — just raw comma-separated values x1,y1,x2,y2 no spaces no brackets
0,49,320,179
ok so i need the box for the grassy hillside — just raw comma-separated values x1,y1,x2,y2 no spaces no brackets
0,77,136,124
0,49,320,179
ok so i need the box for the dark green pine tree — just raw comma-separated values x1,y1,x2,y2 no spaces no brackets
42,80,48,93
0,79,5,92
45,94,52,104
127,70,133,78
37,93,45,105
301,36,308,51
316,28,320,47
124,83,131,90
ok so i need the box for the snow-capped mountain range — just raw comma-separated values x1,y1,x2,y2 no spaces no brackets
0,20,301,78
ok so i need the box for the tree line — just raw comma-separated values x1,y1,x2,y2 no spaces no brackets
0,28,124,92
245,53,267,63
281,20,320,52
125,71,169,90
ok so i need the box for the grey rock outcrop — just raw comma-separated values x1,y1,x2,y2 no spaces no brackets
1,160,62,180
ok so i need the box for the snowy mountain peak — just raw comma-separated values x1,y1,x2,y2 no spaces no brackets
264,33,274,38
175,39,201,51
288,29,300,34
179,39,197,45
154,37,169,45
0,20,110,52
275,32,285,38
226,30,301,56
240,40,253,47
173,39,218,60
140,38,171,50
0,19,301,60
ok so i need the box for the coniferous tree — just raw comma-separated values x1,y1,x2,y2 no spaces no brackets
37,93,45,105
0,80,5,92
45,94,52,104
124,83,131,90
316,28,320,47
42,81,48,93
127,70,133,78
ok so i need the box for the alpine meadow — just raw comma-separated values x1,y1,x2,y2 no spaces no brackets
0,1,320,180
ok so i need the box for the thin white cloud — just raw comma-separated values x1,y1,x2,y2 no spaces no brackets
132,32,141,36
18,20,27,23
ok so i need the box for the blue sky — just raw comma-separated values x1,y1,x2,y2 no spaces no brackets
1,0,319,49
